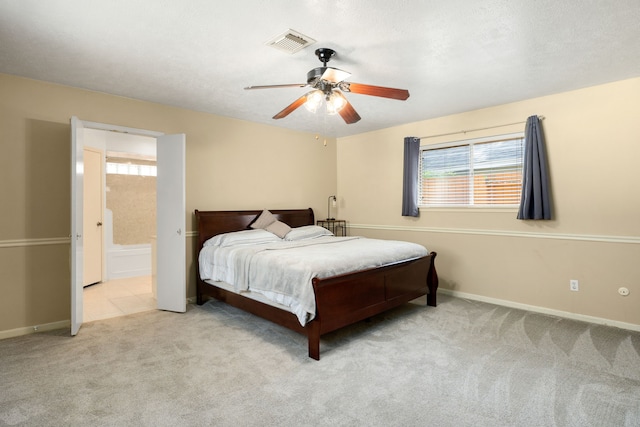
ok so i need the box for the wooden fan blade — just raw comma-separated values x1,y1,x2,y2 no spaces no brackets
273,93,309,120
341,82,410,100
333,92,361,124
245,83,307,90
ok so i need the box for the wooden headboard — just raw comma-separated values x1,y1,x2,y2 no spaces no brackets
194,208,315,250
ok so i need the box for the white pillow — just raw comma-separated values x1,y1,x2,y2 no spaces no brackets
285,225,334,241
203,229,281,247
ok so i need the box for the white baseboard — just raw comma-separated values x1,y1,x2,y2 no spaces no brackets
1,298,199,340
7,293,633,341
438,288,640,332
0,320,70,340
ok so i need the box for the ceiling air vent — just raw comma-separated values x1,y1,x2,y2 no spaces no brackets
266,30,316,54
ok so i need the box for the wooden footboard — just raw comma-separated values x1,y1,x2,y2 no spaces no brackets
195,208,438,360
307,252,437,359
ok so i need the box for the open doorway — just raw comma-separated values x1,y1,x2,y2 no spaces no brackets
82,128,157,322
71,117,186,335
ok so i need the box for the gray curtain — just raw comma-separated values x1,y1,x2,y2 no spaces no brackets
402,137,420,217
517,116,551,220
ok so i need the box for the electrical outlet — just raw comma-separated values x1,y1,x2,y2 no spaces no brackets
570,279,579,291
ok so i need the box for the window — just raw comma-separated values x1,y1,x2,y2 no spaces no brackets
420,133,524,207
106,162,157,177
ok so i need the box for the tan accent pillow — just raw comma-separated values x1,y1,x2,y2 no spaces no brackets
265,220,291,238
250,209,277,229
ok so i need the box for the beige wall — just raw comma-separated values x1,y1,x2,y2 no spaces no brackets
337,77,640,327
0,73,336,334
1,71,638,335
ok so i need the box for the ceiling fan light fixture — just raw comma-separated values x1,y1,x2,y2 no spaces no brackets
247,47,408,124
304,90,324,113
326,91,346,115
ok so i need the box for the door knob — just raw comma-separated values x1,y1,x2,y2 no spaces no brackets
97,222,103,226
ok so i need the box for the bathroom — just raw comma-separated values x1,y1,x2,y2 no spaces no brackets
83,129,157,321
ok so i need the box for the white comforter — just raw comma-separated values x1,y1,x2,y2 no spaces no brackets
198,235,428,326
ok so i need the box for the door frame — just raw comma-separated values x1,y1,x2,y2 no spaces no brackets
71,118,185,335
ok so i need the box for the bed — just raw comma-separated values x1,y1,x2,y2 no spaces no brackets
195,208,438,360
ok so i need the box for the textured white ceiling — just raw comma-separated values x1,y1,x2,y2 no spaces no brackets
1,0,639,137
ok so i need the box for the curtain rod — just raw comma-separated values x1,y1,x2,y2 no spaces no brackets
418,115,544,140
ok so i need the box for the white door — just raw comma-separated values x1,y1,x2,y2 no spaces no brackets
70,116,84,335
83,148,103,286
156,134,186,312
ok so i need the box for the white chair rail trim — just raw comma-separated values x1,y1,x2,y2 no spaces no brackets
349,224,640,245
0,237,71,248
1,232,199,249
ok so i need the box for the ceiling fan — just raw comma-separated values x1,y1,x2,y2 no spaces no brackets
244,48,410,124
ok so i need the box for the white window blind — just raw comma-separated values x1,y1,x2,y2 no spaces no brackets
420,134,524,207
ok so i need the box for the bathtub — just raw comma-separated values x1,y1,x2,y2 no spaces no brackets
106,243,152,280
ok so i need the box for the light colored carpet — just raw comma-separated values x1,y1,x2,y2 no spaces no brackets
1,294,639,426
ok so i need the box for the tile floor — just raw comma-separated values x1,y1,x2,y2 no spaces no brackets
83,275,156,322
